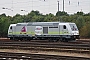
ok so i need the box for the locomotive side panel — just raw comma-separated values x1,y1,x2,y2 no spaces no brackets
48,26,59,35
15,23,27,37
27,26,35,37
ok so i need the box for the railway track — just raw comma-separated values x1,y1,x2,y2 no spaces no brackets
0,38,90,43
0,39,90,59
0,41,90,47
0,52,90,60
0,41,90,55
76,39,90,43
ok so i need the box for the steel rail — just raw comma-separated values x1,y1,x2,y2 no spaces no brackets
0,45,90,54
0,52,90,60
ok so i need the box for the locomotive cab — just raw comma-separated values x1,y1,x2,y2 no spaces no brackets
69,23,79,39
8,24,16,39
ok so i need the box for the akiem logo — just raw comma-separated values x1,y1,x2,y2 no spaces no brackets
20,26,27,34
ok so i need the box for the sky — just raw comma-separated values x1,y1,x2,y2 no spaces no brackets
0,0,90,16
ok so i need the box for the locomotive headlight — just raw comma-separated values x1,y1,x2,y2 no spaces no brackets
77,33,79,35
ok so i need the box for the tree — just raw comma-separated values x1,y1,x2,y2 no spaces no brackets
76,16,85,30
44,13,55,22
80,22,90,38
12,14,23,23
84,12,90,16
0,14,9,37
56,11,69,16
75,12,84,15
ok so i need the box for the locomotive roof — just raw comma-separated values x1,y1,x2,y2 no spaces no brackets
28,22,59,26
15,22,75,26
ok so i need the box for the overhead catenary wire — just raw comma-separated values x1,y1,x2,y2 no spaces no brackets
0,0,89,8
0,0,89,16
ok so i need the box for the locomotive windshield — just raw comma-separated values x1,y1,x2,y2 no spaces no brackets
70,24,78,31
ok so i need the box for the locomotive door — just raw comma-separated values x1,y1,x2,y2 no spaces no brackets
43,27,48,34
63,25,67,35
59,25,67,35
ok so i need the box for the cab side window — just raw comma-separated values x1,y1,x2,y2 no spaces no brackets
10,26,12,29
63,25,66,29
